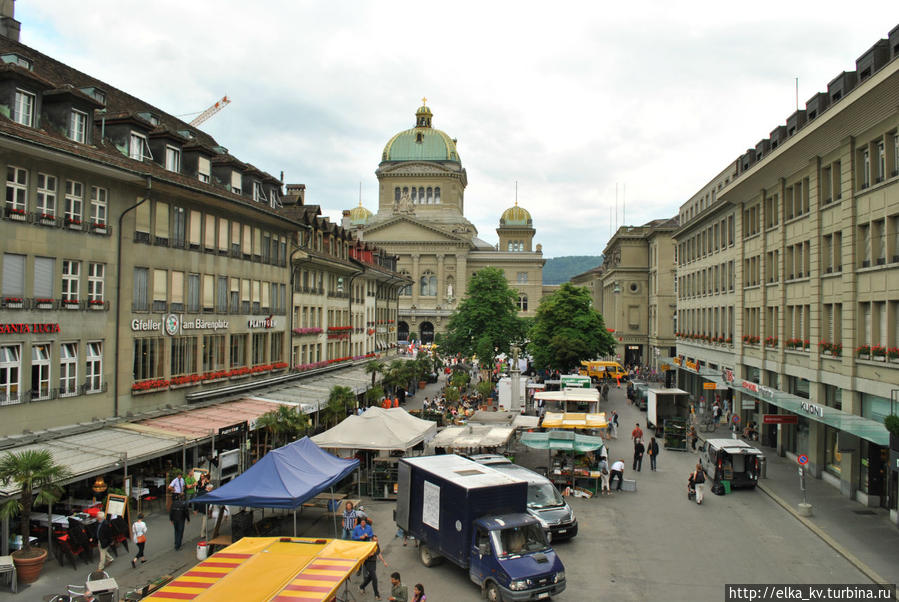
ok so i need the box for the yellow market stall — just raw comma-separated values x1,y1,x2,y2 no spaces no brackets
146,537,375,601
540,412,608,430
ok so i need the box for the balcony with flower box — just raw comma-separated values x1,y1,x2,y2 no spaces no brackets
88,299,109,311
65,216,83,231
61,298,81,310
819,341,842,357
2,297,25,309
32,298,55,310
37,212,58,227
131,379,170,394
2,206,27,222
89,221,110,236
291,327,323,337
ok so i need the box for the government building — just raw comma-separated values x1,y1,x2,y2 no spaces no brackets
672,25,899,518
343,102,545,343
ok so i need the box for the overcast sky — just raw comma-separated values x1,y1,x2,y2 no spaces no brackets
16,2,899,257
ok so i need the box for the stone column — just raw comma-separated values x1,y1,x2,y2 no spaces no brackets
411,254,420,306
436,253,445,305
455,253,467,300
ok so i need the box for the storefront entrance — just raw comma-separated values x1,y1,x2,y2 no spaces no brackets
624,345,642,367
397,321,409,341
419,321,434,344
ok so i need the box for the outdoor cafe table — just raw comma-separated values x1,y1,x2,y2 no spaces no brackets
29,513,70,527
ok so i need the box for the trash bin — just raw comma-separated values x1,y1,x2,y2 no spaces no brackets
759,456,767,479
196,541,208,560
721,479,731,494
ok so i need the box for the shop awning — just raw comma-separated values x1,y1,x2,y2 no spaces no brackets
694,367,890,446
0,426,183,497
541,412,608,429
429,425,515,450
520,430,605,453
131,398,288,441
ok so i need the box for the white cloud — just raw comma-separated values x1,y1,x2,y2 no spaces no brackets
16,1,899,255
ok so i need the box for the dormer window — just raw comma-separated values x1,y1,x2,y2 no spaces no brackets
137,112,159,126
165,145,181,172
78,87,106,106
198,156,210,183
1,53,32,69
68,109,87,143
253,182,265,203
230,171,242,195
13,89,34,126
129,132,149,160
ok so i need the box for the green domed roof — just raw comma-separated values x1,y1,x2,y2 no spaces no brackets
382,102,461,163
349,202,372,225
500,203,532,226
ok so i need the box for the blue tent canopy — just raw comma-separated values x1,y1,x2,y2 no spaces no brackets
192,436,358,510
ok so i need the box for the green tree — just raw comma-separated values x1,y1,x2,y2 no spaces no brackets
0,449,70,557
381,359,411,395
365,384,385,406
256,405,309,453
443,267,526,368
323,385,357,427
364,358,385,386
528,283,615,373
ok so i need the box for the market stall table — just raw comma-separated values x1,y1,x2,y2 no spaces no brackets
29,513,71,527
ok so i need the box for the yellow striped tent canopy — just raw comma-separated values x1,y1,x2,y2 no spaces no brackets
145,537,376,601
540,412,608,429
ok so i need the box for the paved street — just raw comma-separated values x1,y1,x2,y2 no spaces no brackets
19,377,895,601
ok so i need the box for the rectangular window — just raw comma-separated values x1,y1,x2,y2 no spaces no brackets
172,206,186,248
517,271,528,283
170,336,197,376
0,344,21,402
133,267,149,310
33,257,54,300
271,332,283,363
129,132,147,161
88,263,104,302
155,201,169,241
133,337,164,381
2,253,25,298
218,218,229,252
59,342,78,397
68,109,87,143
198,156,211,183
135,201,150,241
252,333,267,365
230,278,240,313
253,182,265,203
241,279,250,314
204,214,215,250
36,173,57,216
230,171,242,194
254,228,262,258
31,343,50,400
873,219,886,264
89,186,107,226
187,209,201,249
216,276,228,312
231,220,240,255
13,89,34,126
6,165,27,213
153,269,167,311
876,141,885,183
242,225,252,257
86,341,103,392
262,281,271,311
202,334,226,372
64,180,83,222
859,223,871,266
61,260,80,302
187,273,200,312
203,274,214,311
230,334,247,368
862,148,870,188
171,270,184,311
165,146,181,172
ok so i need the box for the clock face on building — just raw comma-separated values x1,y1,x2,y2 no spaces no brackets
164,313,180,336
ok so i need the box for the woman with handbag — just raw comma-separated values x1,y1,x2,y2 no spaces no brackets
131,513,148,568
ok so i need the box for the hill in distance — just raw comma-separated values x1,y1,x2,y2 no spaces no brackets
543,255,603,285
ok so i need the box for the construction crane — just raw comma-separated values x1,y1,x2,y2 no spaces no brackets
189,95,231,127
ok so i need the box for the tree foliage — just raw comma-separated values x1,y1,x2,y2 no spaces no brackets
323,385,357,427
443,267,526,367
527,283,615,373
256,405,309,453
0,449,70,555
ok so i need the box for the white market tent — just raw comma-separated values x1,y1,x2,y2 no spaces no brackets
535,389,600,414
311,406,436,451
429,424,516,451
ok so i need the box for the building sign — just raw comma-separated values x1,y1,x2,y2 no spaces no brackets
741,380,759,394
800,401,824,418
0,323,60,334
703,382,718,390
684,359,699,372
763,414,798,425
248,316,273,329
723,369,735,383
132,315,230,335
756,385,775,401
218,421,248,437
673,356,683,366
626,345,640,350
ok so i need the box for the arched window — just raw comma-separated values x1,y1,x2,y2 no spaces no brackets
435,187,441,203
395,187,401,202
420,271,437,296
427,187,433,203
518,295,528,311
403,186,409,198
399,270,412,296
418,187,425,203
411,187,417,203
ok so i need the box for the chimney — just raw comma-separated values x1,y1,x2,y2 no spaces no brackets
0,1,20,42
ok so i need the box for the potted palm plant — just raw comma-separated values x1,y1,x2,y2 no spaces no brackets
885,414,899,452
0,449,70,583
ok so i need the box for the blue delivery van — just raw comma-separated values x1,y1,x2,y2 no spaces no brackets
397,455,566,601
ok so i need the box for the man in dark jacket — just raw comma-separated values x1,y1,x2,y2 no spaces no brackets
96,511,115,570
633,439,645,472
648,437,660,471
169,496,191,551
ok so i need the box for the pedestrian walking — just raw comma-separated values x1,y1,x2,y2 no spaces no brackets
96,511,115,570
633,439,645,472
609,459,625,491
691,463,706,504
412,583,427,602
648,437,660,471
389,571,409,602
168,471,186,496
342,501,358,540
610,411,619,438
601,382,609,403
131,513,148,568
169,495,190,551
359,534,388,600
631,423,643,443
599,457,611,495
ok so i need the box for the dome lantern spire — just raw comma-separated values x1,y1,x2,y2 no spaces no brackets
415,98,432,128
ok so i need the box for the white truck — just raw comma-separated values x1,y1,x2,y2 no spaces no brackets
646,388,690,429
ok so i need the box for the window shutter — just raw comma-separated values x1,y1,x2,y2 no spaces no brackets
198,156,210,178
2,253,25,297
171,271,184,303
254,228,261,256
252,280,260,303
153,269,167,301
203,275,214,309
262,282,270,308
231,170,242,191
241,279,249,302
242,225,251,252
188,274,199,308
205,215,215,249
231,221,240,246
136,200,150,233
189,210,202,245
33,257,55,298
156,202,169,238
134,268,148,306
